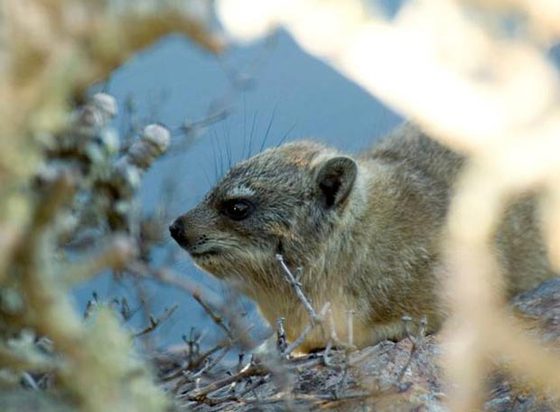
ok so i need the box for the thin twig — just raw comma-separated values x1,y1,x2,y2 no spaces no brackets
283,302,331,356
323,339,335,367
133,304,178,338
128,263,236,341
397,316,427,384
21,372,39,390
189,340,229,371
195,345,231,377
192,289,234,341
276,317,287,354
276,254,320,322
187,362,266,401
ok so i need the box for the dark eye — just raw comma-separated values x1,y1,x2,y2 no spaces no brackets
220,199,255,221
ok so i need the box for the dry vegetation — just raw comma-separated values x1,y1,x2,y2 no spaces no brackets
2,0,560,411
0,1,222,410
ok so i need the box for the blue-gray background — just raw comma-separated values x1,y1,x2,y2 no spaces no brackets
75,30,402,350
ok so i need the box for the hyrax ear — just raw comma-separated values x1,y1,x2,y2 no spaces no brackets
315,156,357,209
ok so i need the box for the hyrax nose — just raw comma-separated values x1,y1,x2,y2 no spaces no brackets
169,217,189,247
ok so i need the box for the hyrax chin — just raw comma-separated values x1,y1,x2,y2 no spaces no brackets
170,124,556,352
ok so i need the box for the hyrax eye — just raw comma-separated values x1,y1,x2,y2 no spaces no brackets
220,199,255,221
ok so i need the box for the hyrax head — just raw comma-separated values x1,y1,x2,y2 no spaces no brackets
170,141,358,288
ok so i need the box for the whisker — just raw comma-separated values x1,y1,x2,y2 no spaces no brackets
247,111,259,158
210,130,220,182
242,95,248,160
219,123,229,177
259,104,278,152
276,122,297,147
224,123,233,170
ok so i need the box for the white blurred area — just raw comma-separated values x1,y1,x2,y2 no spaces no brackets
216,0,560,153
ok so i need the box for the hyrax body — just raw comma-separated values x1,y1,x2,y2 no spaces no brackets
170,124,555,352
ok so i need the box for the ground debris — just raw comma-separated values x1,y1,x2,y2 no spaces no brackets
154,278,560,411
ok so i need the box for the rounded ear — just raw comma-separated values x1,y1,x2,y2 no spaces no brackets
315,156,357,209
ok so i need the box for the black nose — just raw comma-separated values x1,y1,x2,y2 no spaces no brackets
169,218,187,246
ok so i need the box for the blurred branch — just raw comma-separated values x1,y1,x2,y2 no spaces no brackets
0,1,223,405
1,0,223,138
0,342,58,373
60,235,137,286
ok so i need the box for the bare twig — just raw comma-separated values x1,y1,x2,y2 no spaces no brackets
276,254,320,322
283,302,331,356
187,346,219,374
187,362,266,401
191,290,234,341
276,317,287,355
397,316,427,384
323,339,335,367
133,305,178,338
128,262,241,343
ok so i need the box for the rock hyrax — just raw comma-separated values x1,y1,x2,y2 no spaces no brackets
170,124,556,352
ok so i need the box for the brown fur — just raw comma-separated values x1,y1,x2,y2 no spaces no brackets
170,124,556,352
